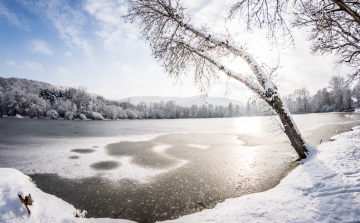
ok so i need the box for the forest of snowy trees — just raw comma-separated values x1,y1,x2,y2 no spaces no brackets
0,76,359,120
231,75,360,116
282,76,360,114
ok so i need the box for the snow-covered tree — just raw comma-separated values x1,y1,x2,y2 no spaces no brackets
65,111,75,120
54,99,73,117
165,100,176,118
353,80,360,108
104,105,118,120
245,100,252,116
234,104,243,116
0,90,4,117
126,108,138,119
79,113,87,120
72,86,90,111
208,104,214,118
150,109,165,119
293,87,310,113
136,101,147,118
329,75,346,111
227,103,234,117
90,112,104,120
46,110,59,119
123,0,312,158
27,94,46,118
190,105,198,118
342,88,353,111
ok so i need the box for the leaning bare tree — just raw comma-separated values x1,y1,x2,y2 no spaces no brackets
228,0,360,81
123,0,313,159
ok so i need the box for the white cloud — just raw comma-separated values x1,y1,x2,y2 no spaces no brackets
65,52,73,57
109,61,122,68
182,0,209,9
83,0,143,51
58,67,70,75
19,0,92,55
24,60,42,70
109,62,133,72
0,2,27,28
5,60,17,66
29,39,52,55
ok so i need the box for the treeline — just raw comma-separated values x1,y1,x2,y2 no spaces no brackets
245,75,360,116
0,77,244,120
0,76,359,120
283,75,360,114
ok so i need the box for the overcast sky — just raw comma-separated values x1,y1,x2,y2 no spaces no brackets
0,0,350,103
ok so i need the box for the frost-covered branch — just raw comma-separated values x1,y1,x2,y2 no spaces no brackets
123,0,277,93
181,42,268,101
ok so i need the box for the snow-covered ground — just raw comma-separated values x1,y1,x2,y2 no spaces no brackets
162,126,360,222
1,126,360,222
0,168,133,223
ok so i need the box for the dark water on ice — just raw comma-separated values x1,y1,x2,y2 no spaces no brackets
29,133,297,222
1,112,360,222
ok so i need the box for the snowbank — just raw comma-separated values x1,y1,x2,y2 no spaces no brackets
162,126,360,222
0,168,133,223
1,126,360,222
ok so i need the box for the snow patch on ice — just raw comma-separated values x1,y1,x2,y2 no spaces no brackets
187,144,210,150
105,156,188,183
153,145,172,153
3,134,189,183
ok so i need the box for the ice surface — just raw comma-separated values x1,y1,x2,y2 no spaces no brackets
1,117,360,222
1,134,191,183
2,126,360,222
160,126,360,222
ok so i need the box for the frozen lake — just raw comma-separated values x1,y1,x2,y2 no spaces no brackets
0,112,360,222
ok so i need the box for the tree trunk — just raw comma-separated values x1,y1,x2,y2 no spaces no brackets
272,96,308,159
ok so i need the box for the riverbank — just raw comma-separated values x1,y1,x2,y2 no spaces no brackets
163,125,360,222
0,125,359,222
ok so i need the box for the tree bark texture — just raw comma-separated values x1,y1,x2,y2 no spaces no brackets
272,96,308,159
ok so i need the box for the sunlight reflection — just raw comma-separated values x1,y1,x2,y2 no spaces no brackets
234,117,261,134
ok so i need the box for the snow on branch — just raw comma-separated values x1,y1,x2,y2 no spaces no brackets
123,0,278,93
174,17,278,91
181,43,268,100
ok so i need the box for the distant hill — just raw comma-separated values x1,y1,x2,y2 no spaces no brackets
0,77,104,98
0,77,68,94
119,96,245,107
0,77,244,107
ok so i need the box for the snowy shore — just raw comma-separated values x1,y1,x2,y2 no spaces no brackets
1,127,360,222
